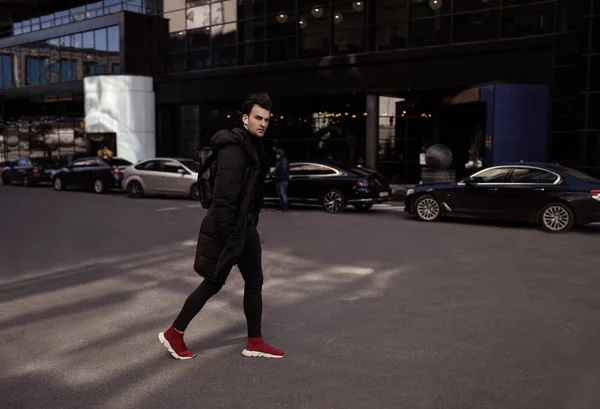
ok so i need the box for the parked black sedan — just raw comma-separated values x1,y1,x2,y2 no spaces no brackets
404,163,600,232
264,161,392,213
51,156,132,193
1,156,61,186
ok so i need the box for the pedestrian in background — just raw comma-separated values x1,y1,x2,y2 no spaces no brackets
274,148,289,212
158,92,285,360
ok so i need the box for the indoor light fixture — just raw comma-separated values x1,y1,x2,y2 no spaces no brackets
352,1,364,12
429,0,442,10
276,13,288,23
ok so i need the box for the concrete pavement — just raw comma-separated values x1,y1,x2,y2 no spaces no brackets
1,184,600,409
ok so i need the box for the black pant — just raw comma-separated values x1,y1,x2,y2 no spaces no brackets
173,222,264,337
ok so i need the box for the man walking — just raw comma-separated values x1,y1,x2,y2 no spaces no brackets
159,93,285,360
274,148,289,212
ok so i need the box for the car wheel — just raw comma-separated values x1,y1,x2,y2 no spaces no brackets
190,183,200,201
354,203,373,211
414,195,441,222
23,175,32,187
322,189,346,213
53,177,65,191
540,202,574,233
1,174,10,185
94,179,106,194
127,181,144,198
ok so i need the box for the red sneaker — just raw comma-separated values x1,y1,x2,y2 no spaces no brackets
242,336,285,359
158,326,195,360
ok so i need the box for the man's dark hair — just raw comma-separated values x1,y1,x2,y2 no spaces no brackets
241,92,272,116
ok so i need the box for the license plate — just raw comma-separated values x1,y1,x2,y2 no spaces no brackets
379,191,389,197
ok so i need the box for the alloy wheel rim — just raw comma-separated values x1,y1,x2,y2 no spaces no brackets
95,180,103,193
130,183,140,196
54,178,61,190
324,191,343,212
192,186,200,199
543,206,570,231
417,198,440,220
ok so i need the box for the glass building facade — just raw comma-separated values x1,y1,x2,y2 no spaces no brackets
4,0,162,38
164,0,556,72
0,26,120,89
0,0,165,165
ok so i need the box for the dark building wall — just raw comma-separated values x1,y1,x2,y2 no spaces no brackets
156,36,553,105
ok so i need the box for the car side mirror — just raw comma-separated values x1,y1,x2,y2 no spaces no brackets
177,168,187,175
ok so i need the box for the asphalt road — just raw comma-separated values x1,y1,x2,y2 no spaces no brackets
1,184,600,409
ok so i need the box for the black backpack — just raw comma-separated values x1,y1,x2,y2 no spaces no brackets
195,146,218,209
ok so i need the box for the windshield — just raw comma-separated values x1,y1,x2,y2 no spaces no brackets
180,160,200,173
557,166,600,184
351,166,380,178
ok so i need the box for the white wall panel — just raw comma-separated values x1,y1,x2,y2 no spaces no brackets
84,75,155,163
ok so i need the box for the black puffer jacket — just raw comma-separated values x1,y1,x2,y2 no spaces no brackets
193,127,267,284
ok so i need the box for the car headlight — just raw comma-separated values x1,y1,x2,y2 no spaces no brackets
406,188,415,196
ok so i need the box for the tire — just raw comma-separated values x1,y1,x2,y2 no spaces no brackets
414,195,442,222
539,202,575,233
322,189,346,213
354,203,373,211
93,179,106,194
23,175,32,187
1,174,10,185
190,183,200,201
53,177,65,191
127,181,144,198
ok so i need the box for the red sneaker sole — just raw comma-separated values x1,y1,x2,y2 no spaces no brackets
158,332,195,360
242,349,285,359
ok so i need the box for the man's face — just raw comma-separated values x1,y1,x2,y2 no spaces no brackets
243,105,270,138
276,153,281,160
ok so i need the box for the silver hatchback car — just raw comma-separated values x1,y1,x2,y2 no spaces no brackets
123,157,200,200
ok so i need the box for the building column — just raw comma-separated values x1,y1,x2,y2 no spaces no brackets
366,94,378,170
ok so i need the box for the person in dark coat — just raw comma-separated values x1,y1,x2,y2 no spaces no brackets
273,148,289,211
159,93,285,360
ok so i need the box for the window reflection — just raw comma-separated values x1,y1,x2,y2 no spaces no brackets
1,25,120,88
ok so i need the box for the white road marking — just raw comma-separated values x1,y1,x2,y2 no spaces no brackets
157,207,179,212
185,204,202,208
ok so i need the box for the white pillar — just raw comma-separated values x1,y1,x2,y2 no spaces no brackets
84,75,155,163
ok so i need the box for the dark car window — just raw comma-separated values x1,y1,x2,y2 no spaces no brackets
509,168,558,184
17,158,30,166
71,159,94,168
302,164,337,176
472,167,512,183
556,166,600,184
289,164,304,176
179,159,200,173
163,160,184,174
136,160,161,171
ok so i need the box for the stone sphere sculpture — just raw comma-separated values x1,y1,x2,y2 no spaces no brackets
425,144,453,169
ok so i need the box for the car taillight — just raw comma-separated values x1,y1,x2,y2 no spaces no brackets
32,166,39,175
112,168,122,175
592,190,600,201
354,178,369,187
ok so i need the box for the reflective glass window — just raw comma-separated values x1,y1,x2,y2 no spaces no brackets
41,15,54,29
87,2,105,18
